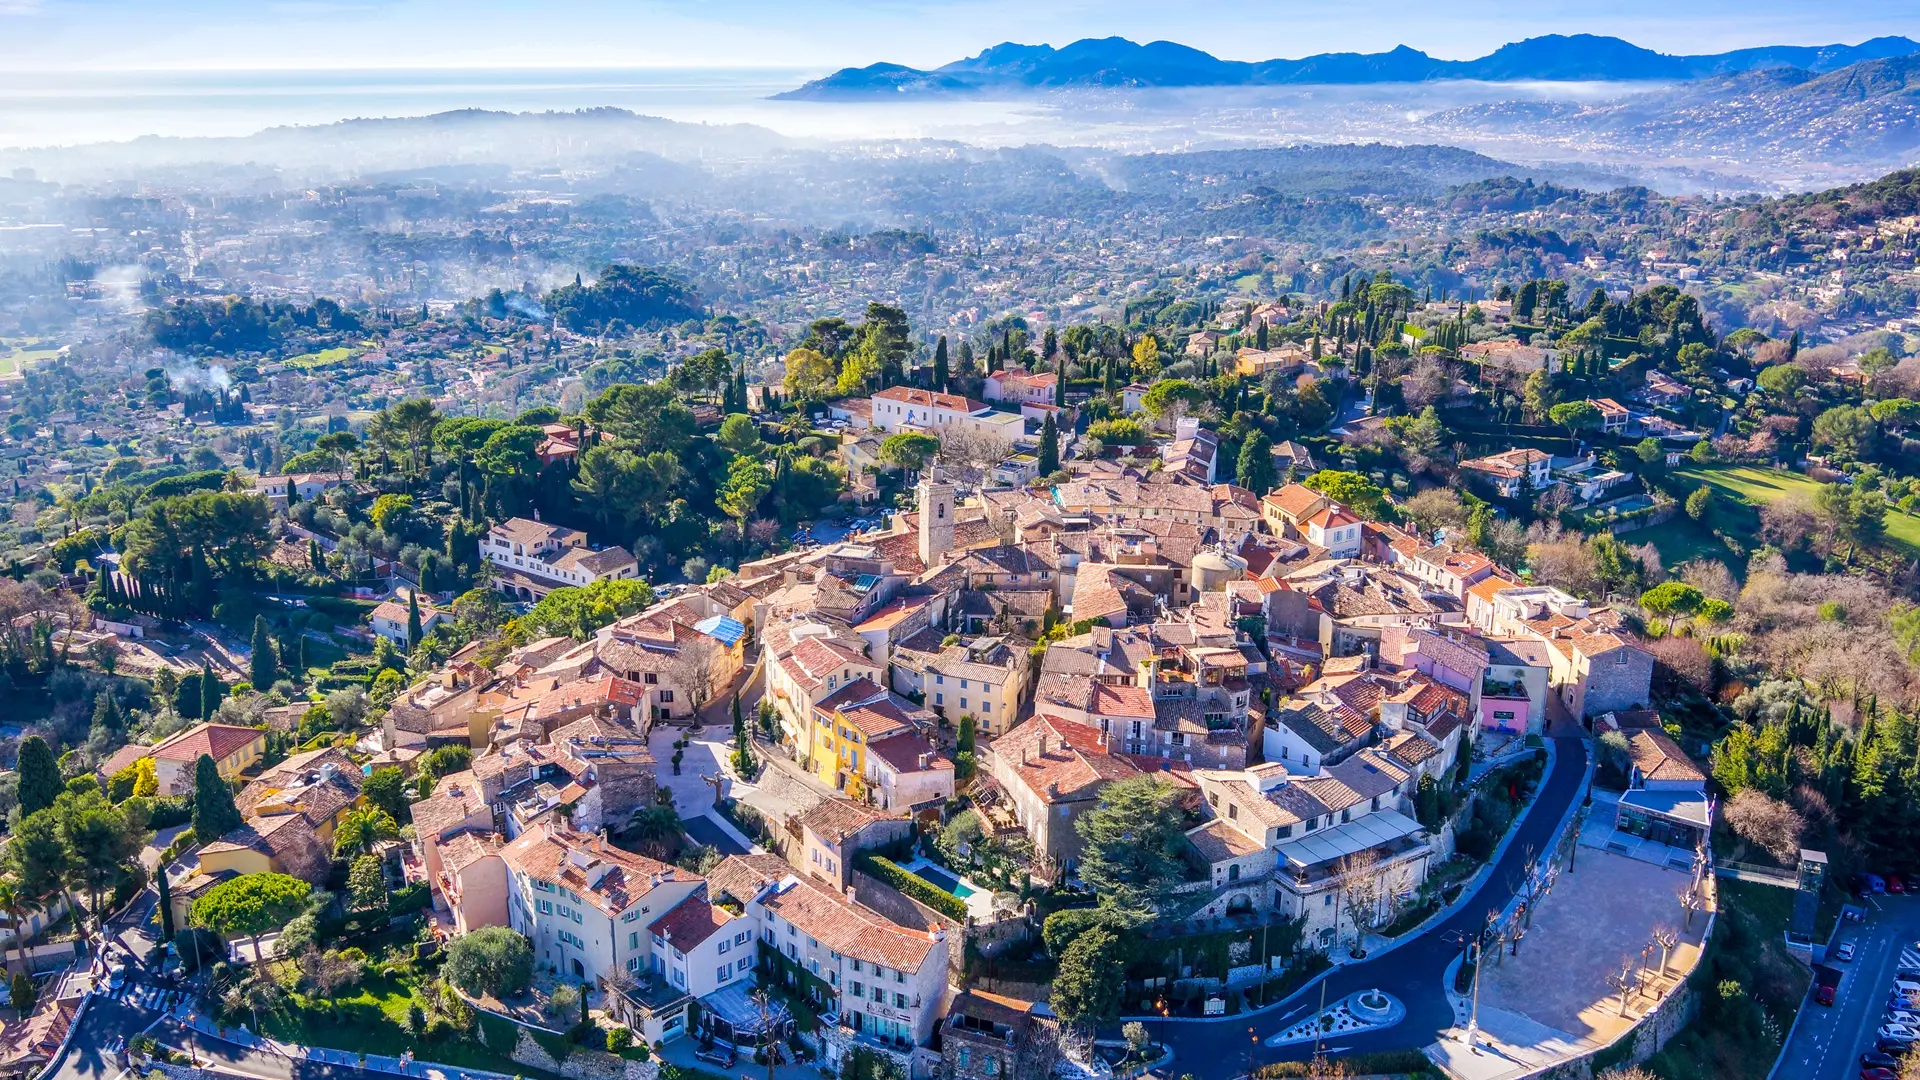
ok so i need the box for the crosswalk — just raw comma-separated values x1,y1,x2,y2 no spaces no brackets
102,981,183,1010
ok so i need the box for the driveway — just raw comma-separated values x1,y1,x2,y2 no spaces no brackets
1152,734,1590,1077
1775,894,1920,1080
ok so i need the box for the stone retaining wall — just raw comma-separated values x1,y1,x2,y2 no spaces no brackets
510,1027,660,1080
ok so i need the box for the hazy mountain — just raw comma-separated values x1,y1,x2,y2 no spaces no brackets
1423,54,1920,172
0,108,798,185
776,34,1920,99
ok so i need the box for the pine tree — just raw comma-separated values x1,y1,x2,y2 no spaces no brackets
249,615,277,691
1037,414,1059,475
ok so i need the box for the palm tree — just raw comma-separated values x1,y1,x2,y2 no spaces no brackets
623,806,685,860
0,878,29,975
331,807,399,860
224,971,286,1036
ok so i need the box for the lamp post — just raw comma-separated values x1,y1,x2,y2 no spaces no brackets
1247,1026,1258,1079
1156,997,1168,1055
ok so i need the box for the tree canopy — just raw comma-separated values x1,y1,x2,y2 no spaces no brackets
1073,776,1191,916
444,926,535,998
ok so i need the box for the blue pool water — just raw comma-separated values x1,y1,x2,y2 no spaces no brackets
912,863,976,898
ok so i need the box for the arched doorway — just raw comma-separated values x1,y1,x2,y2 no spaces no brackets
571,958,584,978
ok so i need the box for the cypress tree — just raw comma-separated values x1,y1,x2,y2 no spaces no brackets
200,659,220,720
1037,414,1059,475
309,539,326,574
191,754,242,842
155,860,175,939
91,690,121,732
933,336,949,391
249,615,277,691
406,591,423,650
16,736,60,818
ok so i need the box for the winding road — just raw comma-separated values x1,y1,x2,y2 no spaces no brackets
1154,733,1590,1078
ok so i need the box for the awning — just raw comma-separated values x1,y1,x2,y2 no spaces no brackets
1619,788,1712,828
1274,808,1425,869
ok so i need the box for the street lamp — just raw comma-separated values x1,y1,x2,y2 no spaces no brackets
1247,1026,1258,1079
1156,997,1168,1054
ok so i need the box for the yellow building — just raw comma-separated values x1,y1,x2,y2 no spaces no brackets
149,723,267,797
195,812,329,883
809,678,922,800
237,748,366,848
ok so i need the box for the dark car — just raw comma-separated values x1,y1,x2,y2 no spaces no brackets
1864,1067,1897,1080
1863,1051,1899,1069
1891,875,1908,894
1879,1036,1916,1055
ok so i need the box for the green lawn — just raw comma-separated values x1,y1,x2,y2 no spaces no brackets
285,347,356,369
1624,519,1738,571
1667,464,1920,557
250,975,562,1078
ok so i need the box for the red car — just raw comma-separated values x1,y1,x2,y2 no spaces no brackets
1890,876,1907,894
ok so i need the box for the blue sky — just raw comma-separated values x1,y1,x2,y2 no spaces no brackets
1,0,1914,71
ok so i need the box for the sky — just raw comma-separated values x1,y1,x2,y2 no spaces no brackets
0,0,1916,71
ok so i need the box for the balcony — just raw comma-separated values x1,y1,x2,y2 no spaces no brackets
1481,678,1529,701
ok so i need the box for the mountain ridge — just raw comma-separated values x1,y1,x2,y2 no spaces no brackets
776,33,1920,98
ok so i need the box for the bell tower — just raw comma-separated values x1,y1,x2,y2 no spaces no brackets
917,476,955,567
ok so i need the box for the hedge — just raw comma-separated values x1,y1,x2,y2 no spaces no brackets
856,853,968,921
1255,1049,1438,1077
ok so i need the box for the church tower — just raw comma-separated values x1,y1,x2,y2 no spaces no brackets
917,476,955,567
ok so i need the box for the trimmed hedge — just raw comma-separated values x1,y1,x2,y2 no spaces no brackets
856,853,968,921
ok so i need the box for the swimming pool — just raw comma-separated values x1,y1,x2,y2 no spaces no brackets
910,862,977,899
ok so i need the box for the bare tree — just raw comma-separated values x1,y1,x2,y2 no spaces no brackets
1724,789,1806,864
1607,957,1637,1017
936,426,1016,489
1652,928,1678,977
1509,845,1544,930
657,632,721,718
1334,848,1383,957
1677,887,1702,932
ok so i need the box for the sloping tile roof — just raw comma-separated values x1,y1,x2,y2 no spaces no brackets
151,723,263,763
760,875,937,973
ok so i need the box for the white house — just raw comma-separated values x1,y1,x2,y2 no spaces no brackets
500,825,715,986
1459,448,1554,498
870,386,1028,446
481,517,639,602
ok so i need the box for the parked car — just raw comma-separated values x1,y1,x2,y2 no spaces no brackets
1838,941,1858,961
1866,874,1889,893
1878,1036,1916,1055
1863,1067,1898,1080
1886,1011,1920,1027
1879,1024,1918,1041
1863,1051,1900,1069
1890,875,1907,893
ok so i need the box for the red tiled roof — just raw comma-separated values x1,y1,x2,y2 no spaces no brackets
151,723,262,763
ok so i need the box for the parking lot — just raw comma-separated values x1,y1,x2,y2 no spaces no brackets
1775,893,1920,1080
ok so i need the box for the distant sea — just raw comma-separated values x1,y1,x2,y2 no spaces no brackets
0,67,1078,149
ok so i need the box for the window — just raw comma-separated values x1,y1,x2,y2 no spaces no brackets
895,970,905,984
935,694,943,705
660,690,674,703
643,673,657,685
629,932,639,949
894,992,908,1008
1228,864,1240,882
935,675,943,685
1304,818,1317,833
960,679,969,689
1227,803,1238,821
958,1049,970,1070
538,899,553,915
984,1058,999,1077
534,879,556,893
736,932,750,946
960,699,967,710
851,959,862,972
717,964,731,982
718,938,730,955
851,982,864,999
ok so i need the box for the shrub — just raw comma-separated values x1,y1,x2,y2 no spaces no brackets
388,883,430,914
856,853,967,921
607,1025,635,1053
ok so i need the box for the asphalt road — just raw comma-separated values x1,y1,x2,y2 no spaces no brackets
1774,894,1920,1080
1156,733,1589,1079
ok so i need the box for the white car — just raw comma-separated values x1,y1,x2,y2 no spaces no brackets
1880,1024,1919,1041
1836,941,1857,961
